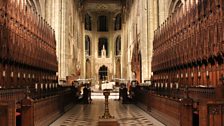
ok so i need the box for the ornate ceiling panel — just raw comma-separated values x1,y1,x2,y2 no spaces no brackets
81,0,123,12
84,3,121,12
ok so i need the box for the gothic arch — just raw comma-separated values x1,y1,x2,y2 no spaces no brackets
131,42,142,83
98,65,108,81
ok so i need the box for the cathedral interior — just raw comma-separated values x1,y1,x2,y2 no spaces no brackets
0,0,224,126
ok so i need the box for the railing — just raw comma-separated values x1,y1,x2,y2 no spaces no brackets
0,88,25,102
135,85,215,102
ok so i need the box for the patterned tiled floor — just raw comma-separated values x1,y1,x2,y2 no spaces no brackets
50,100,165,126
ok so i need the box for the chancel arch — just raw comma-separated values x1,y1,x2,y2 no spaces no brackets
98,65,108,81
131,42,142,83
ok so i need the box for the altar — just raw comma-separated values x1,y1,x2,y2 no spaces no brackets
101,82,115,90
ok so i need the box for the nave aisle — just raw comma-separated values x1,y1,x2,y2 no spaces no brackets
50,100,164,126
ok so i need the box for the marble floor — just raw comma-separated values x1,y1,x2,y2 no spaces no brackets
50,100,165,126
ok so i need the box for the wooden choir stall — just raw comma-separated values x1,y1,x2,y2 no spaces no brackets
0,0,77,126
134,0,224,126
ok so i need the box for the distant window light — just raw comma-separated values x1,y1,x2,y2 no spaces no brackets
98,15,108,32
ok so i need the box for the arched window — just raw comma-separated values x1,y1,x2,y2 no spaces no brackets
115,36,121,55
98,38,108,57
85,35,91,56
85,14,91,31
114,13,121,30
98,15,108,32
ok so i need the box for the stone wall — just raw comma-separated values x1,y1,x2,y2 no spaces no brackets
38,0,83,81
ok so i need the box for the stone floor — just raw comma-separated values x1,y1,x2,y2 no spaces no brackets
50,100,165,126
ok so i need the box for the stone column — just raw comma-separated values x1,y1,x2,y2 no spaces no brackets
52,0,63,80
45,0,52,24
158,0,165,25
60,0,66,80
153,0,158,32
140,0,149,82
147,0,154,78
121,22,126,78
164,0,170,19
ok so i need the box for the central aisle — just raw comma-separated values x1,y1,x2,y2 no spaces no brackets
50,100,165,126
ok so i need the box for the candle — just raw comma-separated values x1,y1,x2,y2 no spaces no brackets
186,73,188,78
3,70,5,77
35,83,38,89
170,83,173,88
41,83,43,89
191,72,193,77
206,71,209,76
11,72,13,78
176,83,179,89
18,73,20,78
198,71,201,77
